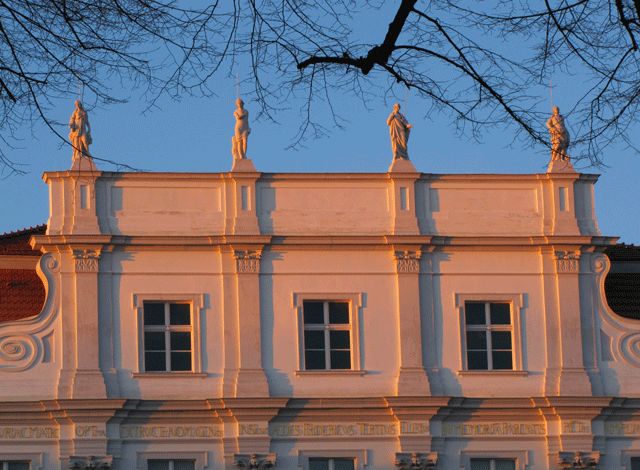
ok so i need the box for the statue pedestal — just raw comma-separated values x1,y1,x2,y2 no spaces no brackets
547,158,576,174
388,158,418,173
71,155,98,172
231,158,257,172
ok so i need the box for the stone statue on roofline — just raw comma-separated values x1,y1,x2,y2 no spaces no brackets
546,106,570,161
387,102,412,160
232,98,250,161
69,100,96,170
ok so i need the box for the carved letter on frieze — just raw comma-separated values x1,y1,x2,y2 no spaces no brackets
395,452,438,470
73,249,100,273
69,456,112,470
555,250,580,273
233,453,276,470
557,451,600,469
395,250,421,274
234,250,261,274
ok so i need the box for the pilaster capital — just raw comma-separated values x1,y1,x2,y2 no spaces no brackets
72,249,101,273
234,249,262,273
68,456,112,470
233,453,276,469
555,250,580,273
394,250,422,274
557,451,600,469
395,452,438,470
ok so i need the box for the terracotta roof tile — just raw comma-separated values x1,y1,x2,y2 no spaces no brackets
0,268,45,322
0,225,46,256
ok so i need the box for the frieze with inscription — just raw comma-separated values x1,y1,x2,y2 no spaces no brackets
269,422,397,438
120,425,222,440
442,422,546,437
0,426,59,440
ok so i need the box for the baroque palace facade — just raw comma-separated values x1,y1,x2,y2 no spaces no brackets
1,122,640,469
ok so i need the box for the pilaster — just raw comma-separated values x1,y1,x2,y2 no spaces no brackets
387,160,420,235
392,247,431,396
542,171,580,236
227,163,260,235
233,247,269,397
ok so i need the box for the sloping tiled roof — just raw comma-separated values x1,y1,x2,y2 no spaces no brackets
0,225,46,255
604,244,640,320
0,268,45,322
605,243,640,262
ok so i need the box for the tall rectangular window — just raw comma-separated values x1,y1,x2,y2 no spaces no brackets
464,301,513,370
143,301,192,372
309,458,355,470
148,461,195,470
303,300,351,370
470,459,515,470
632,458,640,470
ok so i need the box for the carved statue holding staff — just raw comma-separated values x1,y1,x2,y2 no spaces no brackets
69,100,92,164
546,106,570,161
387,103,412,160
232,98,251,160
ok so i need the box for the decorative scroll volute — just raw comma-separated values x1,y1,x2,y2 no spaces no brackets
234,250,262,274
557,451,599,469
73,249,100,273
395,452,438,470
233,453,276,469
395,250,421,274
555,250,580,273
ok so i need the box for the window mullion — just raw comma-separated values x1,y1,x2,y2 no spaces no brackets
485,303,493,370
324,302,331,369
165,302,171,372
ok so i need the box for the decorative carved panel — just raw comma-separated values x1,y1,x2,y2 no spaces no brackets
73,249,100,273
69,456,112,470
395,250,421,274
555,250,580,273
557,451,599,469
0,253,59,372
395,452,438,470
234,250,262,273
233,453,276,469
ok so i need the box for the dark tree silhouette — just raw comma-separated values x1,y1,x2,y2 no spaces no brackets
1,0,639,174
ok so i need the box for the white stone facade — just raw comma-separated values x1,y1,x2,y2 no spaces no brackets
0,160,638,470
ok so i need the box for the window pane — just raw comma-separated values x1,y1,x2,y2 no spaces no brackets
304,301,324,324
492,351,513,370
148,461,170,470
329,302,349,324
144,331,165,351
490,303,511,324
309,459,329,470
494,460,516,470
330,350,351,369
170,303,191,325
305,350,326,369
470,459,490,470
467,351,488,370
171,332,191,351
491,331,512,350
8,463,29,470
465,302,486,325
304,330,325,349
145,352,166,371
330,330,350,349
466,331,487,349
173,461,195,470
171,352,192,371
334,460,355,470
144,302,165,325
631,458,640,470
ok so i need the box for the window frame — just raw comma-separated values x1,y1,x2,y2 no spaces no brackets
293,293,364,375
297,450,367,470
0,455,42,470
455,293,525,374
460,451,528,470
133,293,205,375
136,453,208,470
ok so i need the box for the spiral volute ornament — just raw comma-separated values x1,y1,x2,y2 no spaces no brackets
0,334,40,371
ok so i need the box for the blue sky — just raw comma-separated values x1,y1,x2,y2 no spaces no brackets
1,4,638,243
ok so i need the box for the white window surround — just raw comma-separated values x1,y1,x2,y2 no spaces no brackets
132,293,205,376
292,293,364,375
136,453,208,470
459,451,528,470
455,293,525,374
0,455,43,470
297,449,367,470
